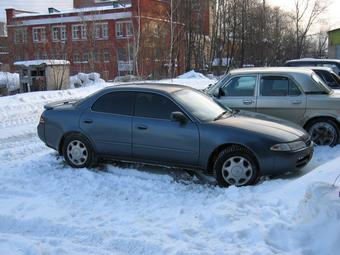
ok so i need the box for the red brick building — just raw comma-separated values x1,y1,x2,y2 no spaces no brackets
6,0,210,80
0,36,9,71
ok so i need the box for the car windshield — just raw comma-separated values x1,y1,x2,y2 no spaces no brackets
173,89,231,122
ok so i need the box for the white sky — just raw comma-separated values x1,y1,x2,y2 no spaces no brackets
267,0,340,31
0,0,339,31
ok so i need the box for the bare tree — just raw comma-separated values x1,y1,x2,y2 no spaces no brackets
292,0,327,58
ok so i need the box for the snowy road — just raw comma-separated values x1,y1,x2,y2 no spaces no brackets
0,81,340,255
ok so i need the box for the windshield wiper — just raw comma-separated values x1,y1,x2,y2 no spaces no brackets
214,110,230,121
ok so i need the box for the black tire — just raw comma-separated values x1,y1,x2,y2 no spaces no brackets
305,119,339,147
213,145,259,187
62,133,95,168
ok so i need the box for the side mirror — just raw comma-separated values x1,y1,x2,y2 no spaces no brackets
218,87,225,97
170,111,187,124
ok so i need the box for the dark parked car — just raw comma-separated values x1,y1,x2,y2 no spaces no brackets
284,58,340,75
307,67,340,89
38,84,313,187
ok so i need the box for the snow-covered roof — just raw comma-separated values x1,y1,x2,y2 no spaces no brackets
15,4,132,18
14,60,70,67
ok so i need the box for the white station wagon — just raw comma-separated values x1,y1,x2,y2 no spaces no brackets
206,67,340,146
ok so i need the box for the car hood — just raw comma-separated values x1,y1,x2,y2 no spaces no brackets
213,111,308,142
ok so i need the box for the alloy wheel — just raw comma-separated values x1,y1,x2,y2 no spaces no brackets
221,156,253,186
67,140,88,166
309,122,337,146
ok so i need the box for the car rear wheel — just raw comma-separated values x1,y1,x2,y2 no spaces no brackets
306,119,339,146
63,134,94,168
213,146,259,187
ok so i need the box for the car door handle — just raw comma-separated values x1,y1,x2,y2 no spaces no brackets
137,125,148,130
83,119,93,124
292,101,302,105
243,100,254,105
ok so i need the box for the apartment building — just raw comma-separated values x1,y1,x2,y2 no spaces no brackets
6,0,195,80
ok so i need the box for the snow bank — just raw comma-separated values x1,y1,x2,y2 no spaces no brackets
0,77,340,254
156,72,216,90
69,72,106,89
296,182,340,254
177,70,208,79
14,60,70,67
0,72,20,92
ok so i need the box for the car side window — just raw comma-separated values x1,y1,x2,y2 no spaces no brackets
222,76,256,96
92,91,134,115
135,92,181,120
260,76,301,96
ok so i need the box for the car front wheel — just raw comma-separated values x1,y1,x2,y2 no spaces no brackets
62,134,94,168
306,119,339,146
213,146,259,187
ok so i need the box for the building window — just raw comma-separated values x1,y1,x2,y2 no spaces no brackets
95,24,101,39
103,49,110,62
94,50,101,63
14,28,27,44
116,21,133,38
95,23,109,39
72,25,86,40
102,24,109,38
72,25,79,40
83,52,89,62
35,51,40,59
33,27,46,43
61,26,67,41
80,25,87,39
73,51,80,63
126,22,133,37
52,26,66,41
52,27,58,41
116,23,123,37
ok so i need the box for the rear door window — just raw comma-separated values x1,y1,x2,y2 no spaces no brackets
92,91,134,115
260,76,301,96
135,92,181,120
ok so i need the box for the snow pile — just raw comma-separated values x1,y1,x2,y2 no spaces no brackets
156,71,216,90
295,182,340,254
177,70,208,79
0,72,20,92
69,72,106,89
14,60,70,67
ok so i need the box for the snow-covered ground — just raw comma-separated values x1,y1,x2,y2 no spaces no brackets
0,72,20,92
0,77,340,255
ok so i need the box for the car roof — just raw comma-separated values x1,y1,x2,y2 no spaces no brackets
228,67,314,75
104,82,190,94
306,66,335,72
285,58,340,64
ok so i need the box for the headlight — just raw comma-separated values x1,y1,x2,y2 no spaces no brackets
270,141,306,151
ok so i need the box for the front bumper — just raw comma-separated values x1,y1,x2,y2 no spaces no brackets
271,141,314,176
37,123,45,142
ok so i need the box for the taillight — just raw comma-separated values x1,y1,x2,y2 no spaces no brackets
39,115,45,124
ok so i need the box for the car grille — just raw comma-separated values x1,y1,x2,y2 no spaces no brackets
296,154,311,168
305,138,312,147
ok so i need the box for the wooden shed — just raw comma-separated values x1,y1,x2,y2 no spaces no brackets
14,60,70,92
